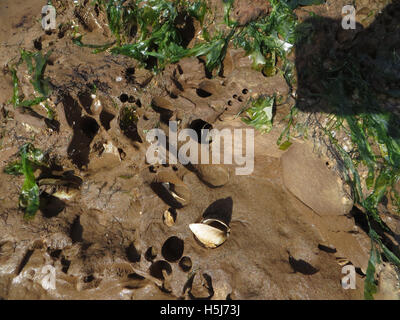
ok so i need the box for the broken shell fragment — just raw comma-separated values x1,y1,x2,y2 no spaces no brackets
189,219,230,248
52,189,79,201
38,178,80,200
336,257,350,267
163,208,176,227
161,182,190,206
154,171,191,207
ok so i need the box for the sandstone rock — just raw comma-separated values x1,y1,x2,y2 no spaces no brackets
88,140,121,171
195,164,230,187
281,142,353,216
375,263,400,300
232,0,271,26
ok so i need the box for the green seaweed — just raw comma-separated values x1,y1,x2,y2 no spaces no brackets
364,238,380,300
28,50,52,97
242,96,275,134
10,50,53,112
4,144,48,219
79,0,240,73
109,0,192,71
188,0,208,25
189,28,236,74
10,67,20,107
73,35,116,53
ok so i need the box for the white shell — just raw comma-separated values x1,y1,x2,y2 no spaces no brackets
52,189,78,200
189,223,228,248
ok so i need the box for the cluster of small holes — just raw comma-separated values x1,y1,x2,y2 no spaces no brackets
120,93,138,104
227,89,248,106
146,236,193,286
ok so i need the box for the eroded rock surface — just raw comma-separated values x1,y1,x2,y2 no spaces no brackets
281,142,354,216
0,0,393,300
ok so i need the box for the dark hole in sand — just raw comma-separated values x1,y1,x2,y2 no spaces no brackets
149,260,172,280
83,275,95,283
164,208,177,224
49,249,62,259
196,88,212,98
70,216,83,243
151,104,174,124
119,94,129,103
162,236,184,262
126,67,135,75
40,192,66,218
179,256,192,272
150,182,184,209
318,244,337,254
33,38,42,51
99,110,115,130
78,90,93,114
202,197,233,227
169,92,179,99
145,247,157,262
126,243,141,263
189,119,212,144
81,116,99,137
63,94,100,168
61,257,71,273
127,273,145,280
16,249,34,275
176,14,195,48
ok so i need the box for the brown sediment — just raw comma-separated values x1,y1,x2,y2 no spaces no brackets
0,0,398,300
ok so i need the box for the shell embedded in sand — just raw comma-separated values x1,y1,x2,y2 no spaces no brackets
163,209,176,227
189,221,229,248
90,95,103,115
38,178,80,200
161,182,191,206
52,189,78,200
